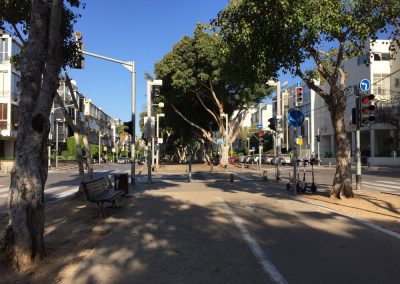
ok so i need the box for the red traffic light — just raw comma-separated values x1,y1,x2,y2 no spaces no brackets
258,130,264,136
296,87,303,94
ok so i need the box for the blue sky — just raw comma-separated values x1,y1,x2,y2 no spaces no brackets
69,0,229,134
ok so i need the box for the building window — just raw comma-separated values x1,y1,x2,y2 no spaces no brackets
381,53,390,61
0,103,8,129
373,74,390,99
0,39,8,63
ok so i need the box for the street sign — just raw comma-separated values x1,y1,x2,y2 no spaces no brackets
296,81,302,87
258,123,263,130
251,146,255,150
158,137,163,144
287,109,305,127
360,79,370,92
217,139,223,146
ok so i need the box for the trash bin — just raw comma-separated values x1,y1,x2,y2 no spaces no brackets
114,173,129,194
361,156,368,166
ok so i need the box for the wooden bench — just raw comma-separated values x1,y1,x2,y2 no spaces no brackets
82,177,124,217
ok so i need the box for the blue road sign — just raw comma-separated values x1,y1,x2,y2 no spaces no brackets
217,139,223,146
296,81,302,87
258,124,263,130
251,146,255,151
360,79,370,92
287,109,305,127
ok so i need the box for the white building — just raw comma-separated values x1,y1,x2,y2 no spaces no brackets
291,39,400,166
0,31,21,158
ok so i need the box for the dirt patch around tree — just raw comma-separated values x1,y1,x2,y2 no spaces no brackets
0,195,132,283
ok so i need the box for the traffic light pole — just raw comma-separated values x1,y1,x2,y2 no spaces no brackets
355,87,362,190
80,50,136,186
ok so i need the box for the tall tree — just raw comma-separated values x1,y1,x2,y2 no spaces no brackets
0,0,83,267
155,25,270,166
215,0,400,197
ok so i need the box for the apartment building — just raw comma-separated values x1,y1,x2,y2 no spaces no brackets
0,31,121,159
0,31,20,158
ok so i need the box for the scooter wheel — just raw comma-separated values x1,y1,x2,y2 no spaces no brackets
301,183,307,193
311,183,317,192
296,183,301,193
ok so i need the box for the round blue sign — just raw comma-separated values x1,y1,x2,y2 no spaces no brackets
287,109,305,127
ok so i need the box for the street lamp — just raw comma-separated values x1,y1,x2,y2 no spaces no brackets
98,130,102,164
55,118,63,169
156,113,165,167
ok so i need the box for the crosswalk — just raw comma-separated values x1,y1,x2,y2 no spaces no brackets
362,180,400,193
0,185,79,201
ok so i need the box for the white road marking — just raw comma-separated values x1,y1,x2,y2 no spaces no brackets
375,180,400,185
363,181,400,190
217,197,287,284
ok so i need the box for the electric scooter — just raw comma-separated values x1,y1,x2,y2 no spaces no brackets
301,158,317,192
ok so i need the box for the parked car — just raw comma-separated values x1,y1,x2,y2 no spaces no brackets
243,155,252,163
238,155,246,163
117,157,129,164
262,155,274,164
279,154,292,165
228,156,238,164
137,156,146,165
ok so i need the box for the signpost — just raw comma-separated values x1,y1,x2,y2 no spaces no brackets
288,109,305,127
360,79,370,92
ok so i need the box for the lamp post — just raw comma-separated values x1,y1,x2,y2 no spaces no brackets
98,130,102,164
55,118,63,169
247,137,250,155
156,113,165,167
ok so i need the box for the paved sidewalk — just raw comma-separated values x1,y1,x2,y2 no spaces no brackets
60,178,400,284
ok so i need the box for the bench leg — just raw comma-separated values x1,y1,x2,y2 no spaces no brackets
96,201,105,217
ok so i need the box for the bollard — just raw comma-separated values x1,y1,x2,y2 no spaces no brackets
210,164,213,172
224,165,227,172
241,163,244,172
230,173,234,182
289,171,292,183
329,162,331,168
262,170,268,181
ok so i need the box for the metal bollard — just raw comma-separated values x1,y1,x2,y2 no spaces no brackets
241,163,244,172
329,162,331,168
210,164,213,172
262,170,268,181
224,165,227,172
230,173,234,182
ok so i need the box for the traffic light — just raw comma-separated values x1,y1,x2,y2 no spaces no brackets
295,87,303,106
258,130,264,144
268,117,276,131
316,135,320,142
360,93,375,125
151,85,161,98
72,32,84,69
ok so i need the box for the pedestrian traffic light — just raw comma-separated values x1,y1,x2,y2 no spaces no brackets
72,32,85,69
151,85,161,98
295,87,303,106
268,117,276,131
258,130,264,144
360,93,375,125
316,135,320,142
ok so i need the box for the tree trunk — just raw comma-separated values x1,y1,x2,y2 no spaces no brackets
5,0,63,268
220,144,229,166
329,103,353,198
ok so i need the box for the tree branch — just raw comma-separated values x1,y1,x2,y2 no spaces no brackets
171,104,216,143
308,48,332,80
192,90,220,126
11,24,26,46
296,67,327,99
